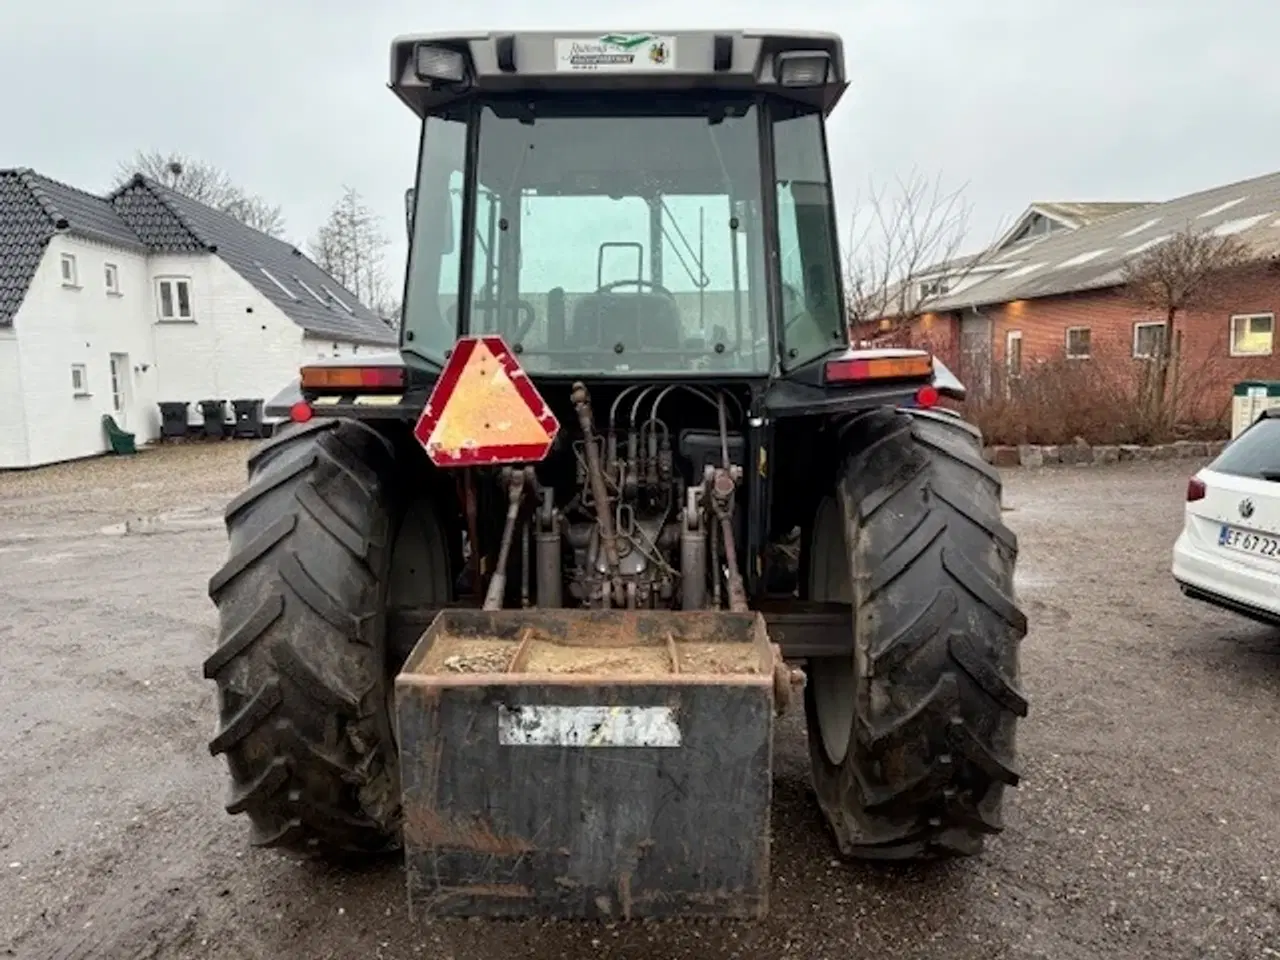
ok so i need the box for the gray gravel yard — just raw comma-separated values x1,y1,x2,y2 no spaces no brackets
0,441,1277,960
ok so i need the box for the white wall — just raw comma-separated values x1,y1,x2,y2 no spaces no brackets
12,235,156,468
151,258,386,424
302,336,379,360
0,329,28,468
151,254,309,420
7,242,390,468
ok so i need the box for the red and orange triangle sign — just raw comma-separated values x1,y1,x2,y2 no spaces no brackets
413,336,560,467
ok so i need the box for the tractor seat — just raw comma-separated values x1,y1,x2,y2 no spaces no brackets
571,291,682,352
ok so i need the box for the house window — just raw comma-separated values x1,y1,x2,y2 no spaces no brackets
1230,313,1274,356
104,263,120,295
71,364,88,396
60,253,78,287
156,277,193,321
109,354,127,413
919,278,951,299
1006,330,1023,375
1065,326,1092,359
1133,321,1167,359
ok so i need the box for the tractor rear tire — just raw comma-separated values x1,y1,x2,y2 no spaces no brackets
203,418,442,856
804,407,1029,859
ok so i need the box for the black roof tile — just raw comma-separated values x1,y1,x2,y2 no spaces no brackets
112,177,397,345
0,167,397,347
0,170,51,324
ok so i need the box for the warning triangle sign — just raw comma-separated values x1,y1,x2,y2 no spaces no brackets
414,335,560,467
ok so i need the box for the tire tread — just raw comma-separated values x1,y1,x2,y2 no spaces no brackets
805,407,1028,860
206,419,446,855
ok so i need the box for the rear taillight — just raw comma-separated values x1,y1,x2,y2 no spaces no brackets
914,385,940,409
823,353,934,384
299,364,405,391
290,400,314,424
1186,477,1206,502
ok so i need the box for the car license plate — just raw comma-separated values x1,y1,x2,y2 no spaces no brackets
1218,524,1280,561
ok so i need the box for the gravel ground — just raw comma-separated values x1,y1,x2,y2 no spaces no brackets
0,442,1277,960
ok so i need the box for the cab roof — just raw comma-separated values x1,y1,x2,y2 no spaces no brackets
389,29,848,117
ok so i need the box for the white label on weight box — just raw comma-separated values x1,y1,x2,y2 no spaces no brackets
497,705,681,747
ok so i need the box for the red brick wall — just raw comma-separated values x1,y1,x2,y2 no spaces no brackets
859,261,1280,426
986,262,1280,421
850,315,962,371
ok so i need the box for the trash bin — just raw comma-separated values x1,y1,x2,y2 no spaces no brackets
231,399,266,439
158,401,191,439
199,399,228,439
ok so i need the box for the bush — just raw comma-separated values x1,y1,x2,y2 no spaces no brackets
961,341,1231,446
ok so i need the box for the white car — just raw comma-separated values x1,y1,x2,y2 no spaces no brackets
1173,410,1280,627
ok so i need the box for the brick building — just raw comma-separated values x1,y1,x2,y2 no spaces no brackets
858,172,1280,430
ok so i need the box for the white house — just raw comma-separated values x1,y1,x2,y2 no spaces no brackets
0,168,398,469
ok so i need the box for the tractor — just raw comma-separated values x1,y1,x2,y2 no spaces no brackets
204,29,1028,919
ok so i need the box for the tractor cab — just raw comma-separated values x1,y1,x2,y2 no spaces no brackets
394,31,850,380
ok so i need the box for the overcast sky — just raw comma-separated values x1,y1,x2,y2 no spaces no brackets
6,0,1279,297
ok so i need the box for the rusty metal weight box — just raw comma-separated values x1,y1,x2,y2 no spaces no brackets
394,609,777,920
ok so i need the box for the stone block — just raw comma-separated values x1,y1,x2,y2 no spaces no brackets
990,446,1020,467
1018,444,1044,468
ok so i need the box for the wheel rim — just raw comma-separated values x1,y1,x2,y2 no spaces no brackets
812,656,855,766
809,493,857,768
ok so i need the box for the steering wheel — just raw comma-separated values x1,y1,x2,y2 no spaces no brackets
595,278,678,300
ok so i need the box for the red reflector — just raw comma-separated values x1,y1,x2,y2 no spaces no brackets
915,385,940,408
290,401,314,423
413,335,559,467
1187,477,1206,502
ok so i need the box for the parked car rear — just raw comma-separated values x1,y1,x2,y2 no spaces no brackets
1172,411,1280,626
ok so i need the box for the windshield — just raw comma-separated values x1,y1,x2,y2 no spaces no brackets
467,98,768,375
402,97,846,376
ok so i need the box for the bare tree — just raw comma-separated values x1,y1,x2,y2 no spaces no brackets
377,299,403,333
308,186,393,312
114,150,287,237
843,169,988,336
1121,223,1249,430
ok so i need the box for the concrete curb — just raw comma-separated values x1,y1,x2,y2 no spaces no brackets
983,439,1229,468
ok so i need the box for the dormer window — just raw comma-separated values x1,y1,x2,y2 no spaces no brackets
918,278,951,299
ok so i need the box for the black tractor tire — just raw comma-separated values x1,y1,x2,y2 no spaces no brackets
804,407,1029,859
203,418,447,857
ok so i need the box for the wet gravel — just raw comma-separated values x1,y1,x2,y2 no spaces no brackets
0,443,1277,959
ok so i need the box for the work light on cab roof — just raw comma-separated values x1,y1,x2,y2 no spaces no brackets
390,30,849,115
